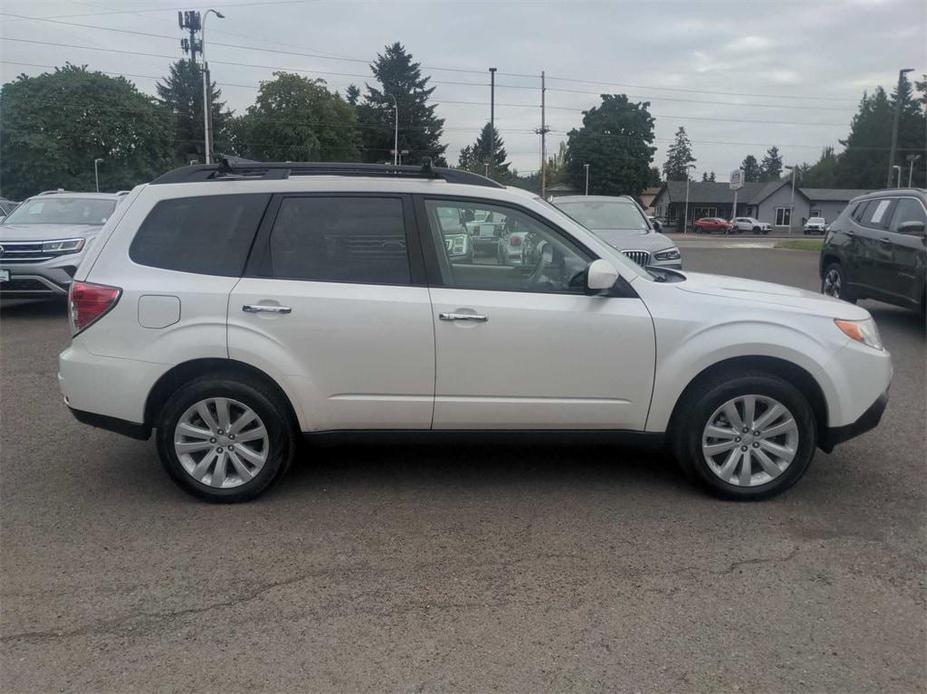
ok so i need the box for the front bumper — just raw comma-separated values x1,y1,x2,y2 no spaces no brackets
0,254,84,297
819,390,888,452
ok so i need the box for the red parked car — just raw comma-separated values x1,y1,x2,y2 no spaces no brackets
693,217,734,234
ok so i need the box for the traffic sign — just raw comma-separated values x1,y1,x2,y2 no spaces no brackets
730,169,744,190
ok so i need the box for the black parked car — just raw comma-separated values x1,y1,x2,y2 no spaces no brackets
820,189,926,314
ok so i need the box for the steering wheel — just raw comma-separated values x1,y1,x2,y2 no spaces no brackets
523,240,553,289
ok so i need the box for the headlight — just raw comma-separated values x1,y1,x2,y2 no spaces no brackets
653,247,681,261
835,318,883,351
42,238,85,254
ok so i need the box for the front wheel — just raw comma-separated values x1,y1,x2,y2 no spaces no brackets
821,262,855,303
155,375,295,502
674,374,817,500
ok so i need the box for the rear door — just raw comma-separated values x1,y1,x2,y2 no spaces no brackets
228,193,435,431
417,196,655,431
856,197,897,300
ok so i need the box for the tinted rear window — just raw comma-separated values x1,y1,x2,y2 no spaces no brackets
130,194,269,276
266,196,410,284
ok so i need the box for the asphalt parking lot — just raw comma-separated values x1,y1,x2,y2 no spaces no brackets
1,247,924,692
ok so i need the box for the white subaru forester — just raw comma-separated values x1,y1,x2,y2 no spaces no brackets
58,160,892,502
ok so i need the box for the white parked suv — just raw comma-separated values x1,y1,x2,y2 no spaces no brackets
730,217,772,234
59,160,892,502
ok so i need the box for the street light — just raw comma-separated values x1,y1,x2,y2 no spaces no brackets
201,9,225,165
683,164,696,234
785,164,798,234
906,154,922,187
887,68,915,188
892,165,902,189
584,163,590,195
93,158,103,192
385,93,399,166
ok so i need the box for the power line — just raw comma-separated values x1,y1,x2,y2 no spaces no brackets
1,10,864,104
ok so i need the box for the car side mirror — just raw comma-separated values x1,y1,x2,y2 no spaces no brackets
652,220,662,233
586,259,619,291
898,220,925,235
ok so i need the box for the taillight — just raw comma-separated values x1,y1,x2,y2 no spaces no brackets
68,281,121,335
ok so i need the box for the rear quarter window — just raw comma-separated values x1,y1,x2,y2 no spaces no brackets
130,194,270,276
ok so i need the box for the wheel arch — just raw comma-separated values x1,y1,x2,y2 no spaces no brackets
665,355,829,448
144,358,300,432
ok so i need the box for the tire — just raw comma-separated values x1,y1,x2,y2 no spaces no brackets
752,226,761,234
672,372,817,500
155,374,295,502
821,262,856,303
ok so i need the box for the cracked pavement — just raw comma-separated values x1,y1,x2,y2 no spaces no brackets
1,248,925,692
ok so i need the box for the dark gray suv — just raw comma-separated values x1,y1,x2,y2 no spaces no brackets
820,189,926,314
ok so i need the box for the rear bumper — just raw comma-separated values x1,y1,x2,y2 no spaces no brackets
819,390,888,452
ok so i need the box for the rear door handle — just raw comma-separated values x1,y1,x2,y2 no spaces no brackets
439,312,488,322
879,237,892,243
243,304,292,314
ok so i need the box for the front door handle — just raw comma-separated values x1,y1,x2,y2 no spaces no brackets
879,237,892,243
243,304,292,314
439,312,488,322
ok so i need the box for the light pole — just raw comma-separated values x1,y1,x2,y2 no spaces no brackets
892,165,902,188
887,68,914,188
683,164,696,234
785,164,798,234
201,9,225,165
906,154,922,187
93,158,103,192
385,93,398,166
584,163,590,195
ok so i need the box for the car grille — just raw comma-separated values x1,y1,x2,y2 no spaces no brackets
0,241,53,263
622,249,651,266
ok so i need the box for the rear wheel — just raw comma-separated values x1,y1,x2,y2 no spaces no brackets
822,262,855,303
155,375,295,502
752,226,761,234
673,373,817,500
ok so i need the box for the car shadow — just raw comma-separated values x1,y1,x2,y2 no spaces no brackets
862,301,925,337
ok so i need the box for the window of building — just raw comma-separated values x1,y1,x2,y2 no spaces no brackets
775,207,792,226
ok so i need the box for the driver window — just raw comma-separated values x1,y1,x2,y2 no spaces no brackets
423,199,591,293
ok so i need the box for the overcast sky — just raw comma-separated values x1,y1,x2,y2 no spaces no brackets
1,0,924,178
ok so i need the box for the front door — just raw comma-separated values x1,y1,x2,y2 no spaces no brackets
883,196,927,303
229,194,435,431
418,197,655,430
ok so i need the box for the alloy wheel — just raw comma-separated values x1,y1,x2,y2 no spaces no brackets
823,268,842,299
173,397,269,488
701,394,799,487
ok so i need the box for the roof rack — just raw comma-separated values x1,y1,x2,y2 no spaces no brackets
150,156,504,189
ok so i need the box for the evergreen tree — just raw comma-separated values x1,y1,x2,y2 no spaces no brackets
345,84,360,106
833,88,893,188
800,146,839,187
741,154,761,182
565,94,656,196
458,122,510,179
662,126,696,181
701,172,709,182
708,171,716,182
156,59,231,164
647,166,661,187
759,146,783,181
357,43,446,165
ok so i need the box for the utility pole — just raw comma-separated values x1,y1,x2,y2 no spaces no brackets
93,158,103,192
488,67,496,179
683,164,696,234
386,94,399,166
200,9,224,165
584,163,590,195
785,165,797,234
887,68,914,188
536,71,550,198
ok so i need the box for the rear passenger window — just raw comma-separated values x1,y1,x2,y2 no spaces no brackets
863,198,895,228
131,194,269,276
266,197,410,285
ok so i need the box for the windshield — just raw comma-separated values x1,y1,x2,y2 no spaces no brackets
809,217,825,224
3,197,116,225
555,200,650,231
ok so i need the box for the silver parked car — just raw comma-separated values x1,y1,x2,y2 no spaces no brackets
553,195,682,269
0,191,125,298
730,216,771,234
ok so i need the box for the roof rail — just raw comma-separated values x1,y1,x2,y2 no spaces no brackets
36,189,70,196
149,156,504,189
